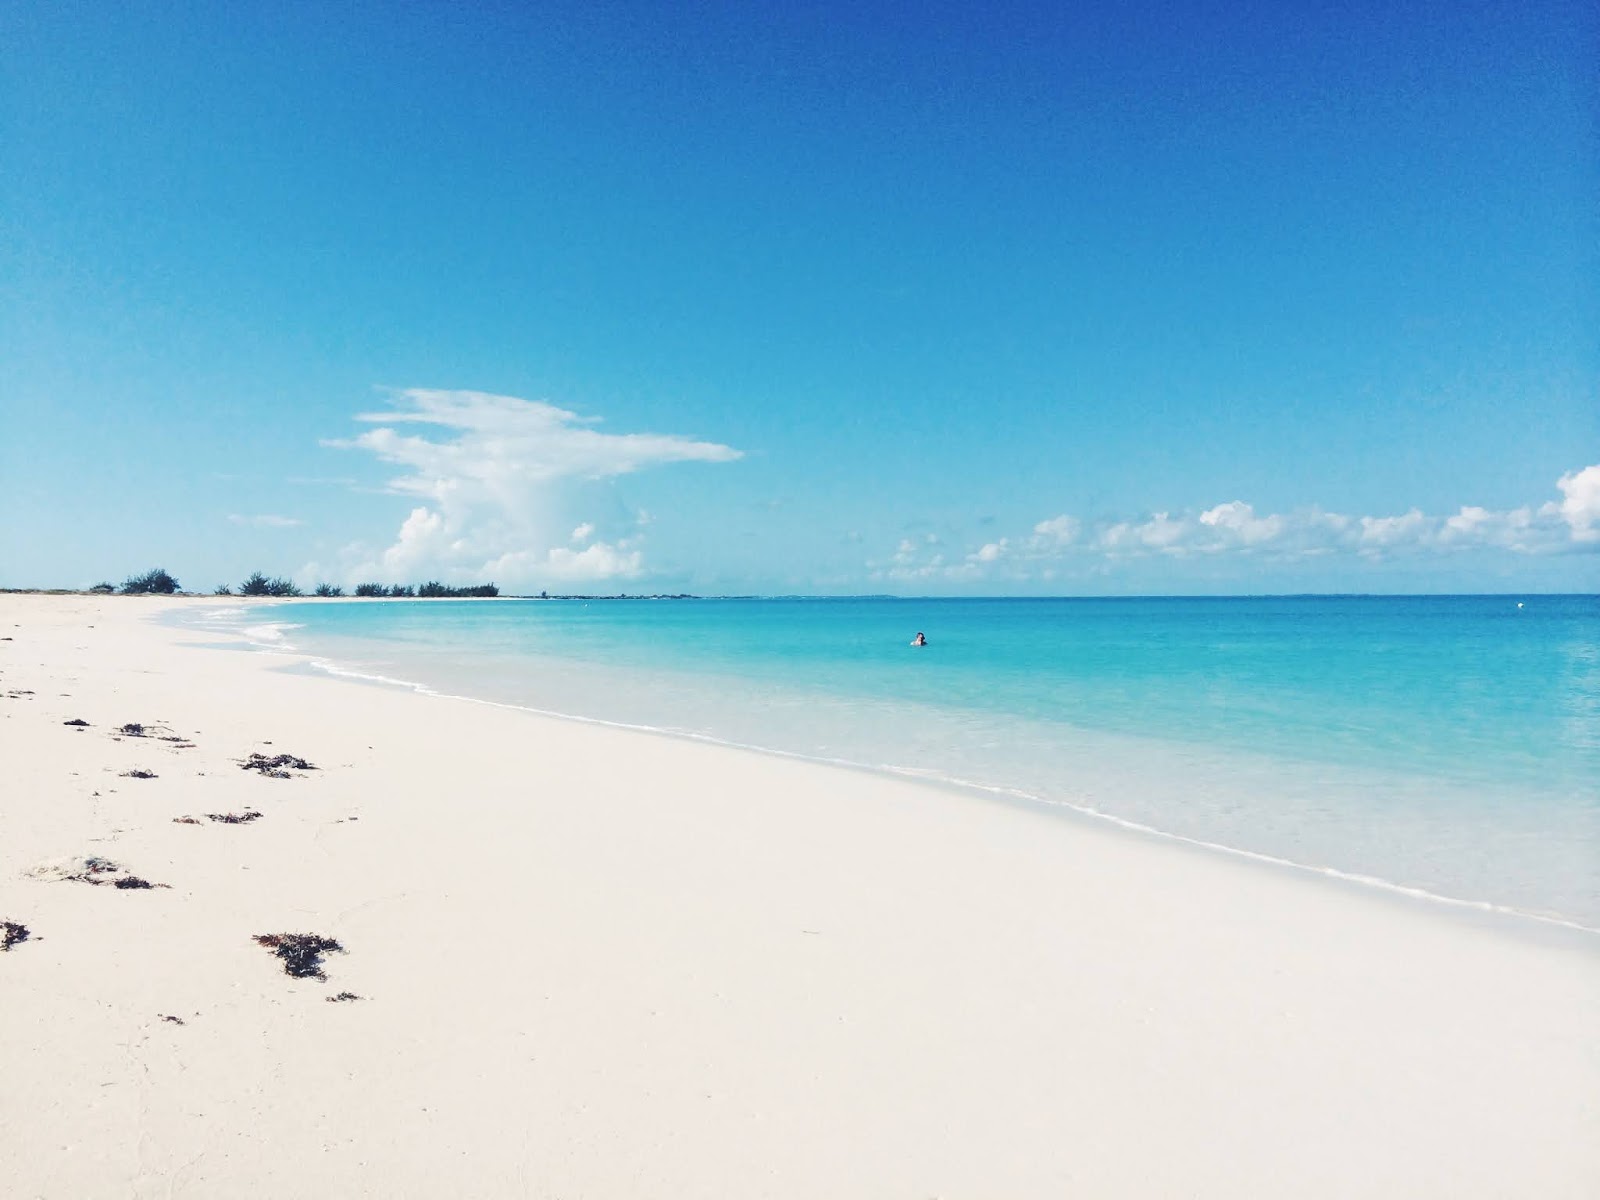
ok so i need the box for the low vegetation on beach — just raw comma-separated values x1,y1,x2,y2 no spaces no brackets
237,572,301,597
354,581,499,597
120,568,179,595
75,570,503,599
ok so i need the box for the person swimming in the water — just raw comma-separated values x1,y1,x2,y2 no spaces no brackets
911,631,927,647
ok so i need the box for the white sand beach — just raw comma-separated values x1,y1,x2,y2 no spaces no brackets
1,593,1596,1198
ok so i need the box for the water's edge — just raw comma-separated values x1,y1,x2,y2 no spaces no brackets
168,600,1600,945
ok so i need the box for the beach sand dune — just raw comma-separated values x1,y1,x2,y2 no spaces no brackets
1,594,1595,1198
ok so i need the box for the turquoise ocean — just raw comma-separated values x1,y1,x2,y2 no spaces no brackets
181,595,1599,932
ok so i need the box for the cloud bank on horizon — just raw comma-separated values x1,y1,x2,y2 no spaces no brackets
312,389,742,586
876,464,1600,585
310,387,1593,591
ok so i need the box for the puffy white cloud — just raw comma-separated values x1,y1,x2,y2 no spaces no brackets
326,389,741,586
1198,501,1284,546
482,540,643,583
1357,508,1429,551
1101,511,1192,555
1031,515,1080,547
1555,464,1600,542
970,539,1009,564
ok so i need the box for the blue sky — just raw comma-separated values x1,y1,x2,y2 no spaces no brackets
3,0,1595,594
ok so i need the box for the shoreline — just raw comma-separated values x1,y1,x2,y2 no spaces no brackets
199,596,1600,944
3,593,1597,1197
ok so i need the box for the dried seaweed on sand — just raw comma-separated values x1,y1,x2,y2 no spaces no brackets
254,933,343,980
240,752,317,778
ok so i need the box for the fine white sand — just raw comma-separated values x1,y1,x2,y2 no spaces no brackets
1,593,1596,1198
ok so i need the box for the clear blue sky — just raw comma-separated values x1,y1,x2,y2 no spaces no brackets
3,0,1595,594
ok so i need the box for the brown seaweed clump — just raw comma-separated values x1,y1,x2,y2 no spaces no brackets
254,933,343,980
2,921,30,951
172,816,202,825
119,723,146,736
63,718,89,727
121,769,157,780
48,858,167,889
326,991,362,1003
240,752,317,779
206,811,263,824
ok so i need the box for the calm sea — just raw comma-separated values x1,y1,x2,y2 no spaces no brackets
180,595,1599,931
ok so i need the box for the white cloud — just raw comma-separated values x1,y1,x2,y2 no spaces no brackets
868,463,1600,584
1031,515,1081,547
1101,511,1192,555
481,540,643,583
228,514,303,528
545,542,643,581
1357,508,1429,551
327,389,741,586
1555,464,1600,542
1198,501,1284,546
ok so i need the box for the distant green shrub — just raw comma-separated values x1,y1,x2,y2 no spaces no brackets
418,581,499,598
346,581,494,598
121,568,179,595
238,572,301,597
214,585,233,595
89,582,116,594
313,583,344,597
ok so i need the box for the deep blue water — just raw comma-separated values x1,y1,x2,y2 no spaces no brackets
184,595,1600,929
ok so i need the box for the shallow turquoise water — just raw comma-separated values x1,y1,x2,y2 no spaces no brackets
184,595,1600,929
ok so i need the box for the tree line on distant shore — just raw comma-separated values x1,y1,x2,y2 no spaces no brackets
95,568,497,599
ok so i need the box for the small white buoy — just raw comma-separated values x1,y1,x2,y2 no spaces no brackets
1516,601,1524,608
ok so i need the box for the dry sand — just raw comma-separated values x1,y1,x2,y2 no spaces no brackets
1,593,1596,1198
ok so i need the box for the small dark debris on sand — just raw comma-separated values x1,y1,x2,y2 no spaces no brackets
120,723,146,736
240,752,317,778
121,769,157,779
160,1014,185,1025
327,991,362,1003
206,811,263,824
172,816,202,825
254,933,343,980
56,858,168,889
63,718,89,727
2,921,30,951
